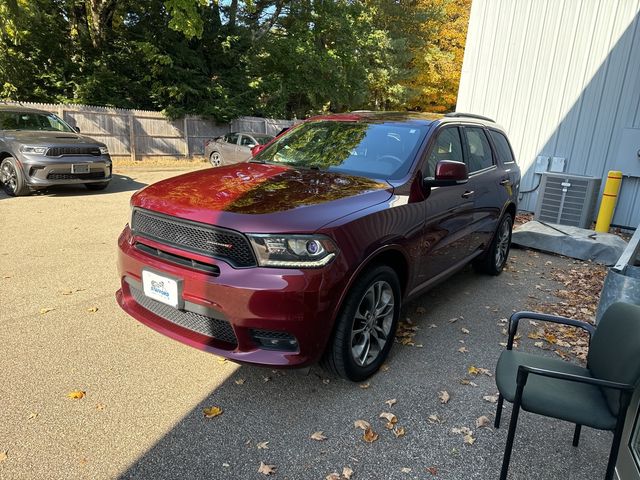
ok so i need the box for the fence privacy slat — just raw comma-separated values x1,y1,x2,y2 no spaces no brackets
1,101,293,159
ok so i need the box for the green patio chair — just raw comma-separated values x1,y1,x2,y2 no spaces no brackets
494,302,640,480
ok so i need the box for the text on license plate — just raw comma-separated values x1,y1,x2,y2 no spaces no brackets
142,270,179,308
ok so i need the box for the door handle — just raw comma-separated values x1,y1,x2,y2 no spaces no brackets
500,179,511,186
461,190,474,198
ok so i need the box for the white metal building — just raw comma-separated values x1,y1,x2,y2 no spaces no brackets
456,0,640,229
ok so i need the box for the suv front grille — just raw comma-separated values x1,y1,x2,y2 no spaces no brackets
46,146,101,157
47,171,105,180
131,209,257,268
129,283,237,347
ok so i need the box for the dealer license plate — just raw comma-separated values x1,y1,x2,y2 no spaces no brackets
71,163,90,174
142,270,180,308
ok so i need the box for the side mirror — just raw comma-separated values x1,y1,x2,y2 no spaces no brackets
251,144,266,156
423,160,468,187
74,126,81,133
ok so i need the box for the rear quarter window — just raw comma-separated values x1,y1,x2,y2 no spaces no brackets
489,130,516,164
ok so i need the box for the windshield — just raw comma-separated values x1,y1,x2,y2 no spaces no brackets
253,121,428,179
0,111,75,132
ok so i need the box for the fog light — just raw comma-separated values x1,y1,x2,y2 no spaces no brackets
250,330,299,352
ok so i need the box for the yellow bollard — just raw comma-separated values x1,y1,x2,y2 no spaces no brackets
595,170,623,233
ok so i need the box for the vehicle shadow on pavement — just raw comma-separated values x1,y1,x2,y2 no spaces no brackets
116,260,611,480
31,174,147,197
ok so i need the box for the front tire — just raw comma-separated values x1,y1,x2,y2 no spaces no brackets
1,157,30,196
473,213,513,275
321,265,401,381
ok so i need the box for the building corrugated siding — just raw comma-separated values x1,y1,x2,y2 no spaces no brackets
457,0,640,228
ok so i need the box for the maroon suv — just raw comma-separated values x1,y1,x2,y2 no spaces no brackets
116,112,520,381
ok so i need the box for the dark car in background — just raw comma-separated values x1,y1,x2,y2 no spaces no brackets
0,106,112,196
116,111,520,381
204,132,274,167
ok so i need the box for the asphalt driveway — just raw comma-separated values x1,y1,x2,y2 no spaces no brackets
0,166,610,479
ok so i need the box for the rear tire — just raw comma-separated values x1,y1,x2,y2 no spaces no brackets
1,157,30,196
85,181,110,191
473,213,513,275
209,151,224,167
321,265,401,381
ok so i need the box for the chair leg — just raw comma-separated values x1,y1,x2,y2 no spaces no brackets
495,393,504,429
500,387,524,480
572,424,581,447
604,391,632,480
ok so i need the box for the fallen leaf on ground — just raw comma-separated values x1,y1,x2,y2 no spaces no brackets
326,474,340,480
534,341,544,348
458,346,468,353
363,427,379,443
429,324,437,328
475,416,491,428
234,378,246,385
459,379,478,387
95,403,106,411
67,390,85,399
203,406,223,418
380,412,398,426
401,467,412,473
311,431,327,441
385,398,397,407
342,466,354,479
258,462,276,475
451,426,472,435
87,307,98,313
483,394,499,403
40,308,55,315
381,364,390,372
461,328,470,334
463,434,476,445
426,466,438,475
393,426,406,438
354,419,371,430
416,306,426,314
359,383,370,389
322,378,330,384
438,391,450,404
0,450,7,464
427,414,443,424
28,412,38,419
257,441,269,449
448,317,458,323
61,290,73,295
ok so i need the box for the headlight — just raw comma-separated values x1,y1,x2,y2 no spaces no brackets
247,234,338,268
99,146,109,155
20,145,47,155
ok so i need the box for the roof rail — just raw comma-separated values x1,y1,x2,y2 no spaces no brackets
444,112,495,122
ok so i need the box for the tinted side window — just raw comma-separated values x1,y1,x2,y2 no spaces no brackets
489,130,516,164
426,127,463,177
226,133,239,144
464,127,494,173
240,135,254,146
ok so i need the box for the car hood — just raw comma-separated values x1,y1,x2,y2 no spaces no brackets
132,162,393,233
3,130,105,146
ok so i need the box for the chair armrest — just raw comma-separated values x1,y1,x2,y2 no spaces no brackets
516,365,635,392
507,311,596,350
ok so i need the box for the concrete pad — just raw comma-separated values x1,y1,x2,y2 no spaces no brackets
512,221,627,265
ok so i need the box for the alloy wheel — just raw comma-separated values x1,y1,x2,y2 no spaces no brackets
210,152,222,167
494,218,512,269
350,280,395,367
1,162,17,194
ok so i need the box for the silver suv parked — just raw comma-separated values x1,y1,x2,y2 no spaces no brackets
0,106,112,196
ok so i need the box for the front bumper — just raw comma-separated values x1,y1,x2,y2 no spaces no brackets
18,154,112,187
116,226,346,367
